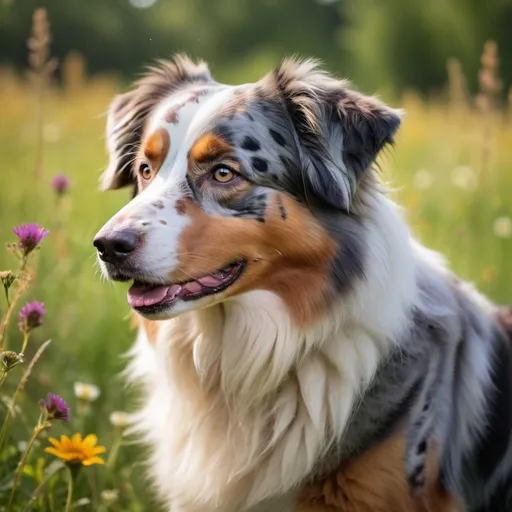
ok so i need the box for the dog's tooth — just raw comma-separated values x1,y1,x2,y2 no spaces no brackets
167,284,182,299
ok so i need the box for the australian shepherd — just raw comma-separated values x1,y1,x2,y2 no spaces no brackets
94,56,512,512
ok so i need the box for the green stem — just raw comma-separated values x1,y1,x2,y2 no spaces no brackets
0,339,51,451
3,284,10,307
0,297,17,351
106,434,123,470
7,423,47,511
21,464,65,512
0,372,7,387
20,332,30,355
64,466,78,512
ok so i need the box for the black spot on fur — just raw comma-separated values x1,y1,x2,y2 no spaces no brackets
277,196,287,220
241,136,261,152
252,157,268,173
269,129,287,147
417,440,427,454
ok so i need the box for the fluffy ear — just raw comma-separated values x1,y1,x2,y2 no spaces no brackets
101,55,214,191
268,58,402,209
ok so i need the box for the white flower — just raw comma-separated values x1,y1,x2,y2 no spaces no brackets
493,216,512,238
73,382,100,402
414,169,433,190
101,489,119,503
43,123,61,143
451,166,477,191
109,411,130,428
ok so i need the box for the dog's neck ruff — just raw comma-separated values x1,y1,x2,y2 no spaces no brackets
126,194,417,511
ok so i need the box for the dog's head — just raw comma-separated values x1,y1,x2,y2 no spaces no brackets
94,55,401,326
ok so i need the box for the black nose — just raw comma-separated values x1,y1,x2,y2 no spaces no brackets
93,230,139,264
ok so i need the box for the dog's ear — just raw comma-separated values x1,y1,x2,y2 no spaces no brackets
267,58,402,209
101,55,214,191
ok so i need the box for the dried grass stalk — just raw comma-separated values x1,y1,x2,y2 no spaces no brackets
27,8,57,183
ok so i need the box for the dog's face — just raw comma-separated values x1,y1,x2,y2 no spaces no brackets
94,56,401,326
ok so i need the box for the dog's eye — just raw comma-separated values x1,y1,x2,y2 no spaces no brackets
212,166,237,183
139,163,152,181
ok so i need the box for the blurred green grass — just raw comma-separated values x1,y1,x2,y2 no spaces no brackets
0,58,511,509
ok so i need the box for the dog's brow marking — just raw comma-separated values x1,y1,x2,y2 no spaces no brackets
142,128,170,175
189,133,232,163
144,129,168,160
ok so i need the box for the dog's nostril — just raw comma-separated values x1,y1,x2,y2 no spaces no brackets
93,230,139,264
93,237,106,255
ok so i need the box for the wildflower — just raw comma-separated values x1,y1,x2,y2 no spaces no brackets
414,169,433,190
109,411,129,429
450,166,477,191
43,124,62,143
45,434,106,466
101,489,119,503
41,392,70,422
0,350,23,372
493,216,512,238
13,223,49,256
0,270,16,294
74,382,100,402
19,300,46,333
51,173,70,196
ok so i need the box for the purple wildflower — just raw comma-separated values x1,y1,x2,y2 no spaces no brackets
13,223,49,255
42,393,70,422
51,174,71,196
19,301,46,332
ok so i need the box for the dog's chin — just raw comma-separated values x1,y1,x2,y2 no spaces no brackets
102,259,246,320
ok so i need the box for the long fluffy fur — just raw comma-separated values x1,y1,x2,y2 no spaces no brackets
98,56,512,511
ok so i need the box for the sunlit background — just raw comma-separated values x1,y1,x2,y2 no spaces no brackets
0,0,511,510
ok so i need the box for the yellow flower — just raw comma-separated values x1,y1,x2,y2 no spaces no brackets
45,434,106,466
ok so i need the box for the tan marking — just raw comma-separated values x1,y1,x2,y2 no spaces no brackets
144,128,170,168
136,128,170,190
189,133,232,164
131,311,159,345
173,194,336,327
297,432,463,512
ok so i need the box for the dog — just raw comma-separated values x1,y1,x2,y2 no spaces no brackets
94,55,512,511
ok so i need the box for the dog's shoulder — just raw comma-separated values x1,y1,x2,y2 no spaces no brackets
297,429,461,512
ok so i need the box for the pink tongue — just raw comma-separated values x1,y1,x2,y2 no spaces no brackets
127,284,169,308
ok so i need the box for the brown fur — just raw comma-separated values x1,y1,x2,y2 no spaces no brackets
189,133,233,164
297,433,461,512
135,128,170,190
173,195,336,326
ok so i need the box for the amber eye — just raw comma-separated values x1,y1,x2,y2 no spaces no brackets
139,162,152,180
212,166,236,183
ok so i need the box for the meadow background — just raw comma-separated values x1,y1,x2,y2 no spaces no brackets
0,0,511,510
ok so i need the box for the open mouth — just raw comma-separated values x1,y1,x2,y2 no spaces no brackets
127,259,246,314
